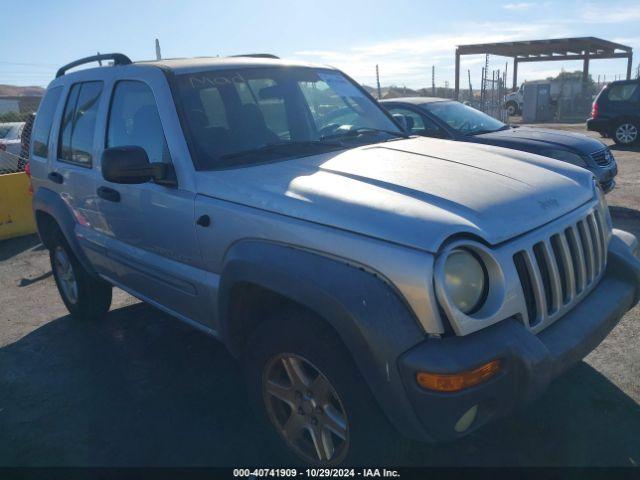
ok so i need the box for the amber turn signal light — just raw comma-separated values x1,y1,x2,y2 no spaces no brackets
416,360,501,392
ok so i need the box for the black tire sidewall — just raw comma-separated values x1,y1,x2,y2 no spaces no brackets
50,232,112,320
243,308,407,466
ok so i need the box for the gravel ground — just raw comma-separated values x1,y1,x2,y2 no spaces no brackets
1,126,639,467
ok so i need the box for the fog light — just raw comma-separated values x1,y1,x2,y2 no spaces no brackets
454,405,478,433
416,360,501,392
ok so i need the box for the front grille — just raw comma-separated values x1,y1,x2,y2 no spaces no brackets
513,208,608,329
590,148,613,167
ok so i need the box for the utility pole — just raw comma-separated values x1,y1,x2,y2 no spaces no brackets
504,61,508,91
155,39,162,60
467,69,473,102
375,64,381,99
432,65,435,96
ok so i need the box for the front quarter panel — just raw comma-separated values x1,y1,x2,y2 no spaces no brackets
193,191,445,335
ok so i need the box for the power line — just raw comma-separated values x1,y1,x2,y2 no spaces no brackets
0,60,59,67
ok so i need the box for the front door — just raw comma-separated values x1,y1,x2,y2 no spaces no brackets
94,77,207,325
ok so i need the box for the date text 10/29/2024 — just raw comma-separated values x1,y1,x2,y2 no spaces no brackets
233,469,401,478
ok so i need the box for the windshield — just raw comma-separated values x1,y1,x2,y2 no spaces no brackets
422,101,506,135
174,67,403,169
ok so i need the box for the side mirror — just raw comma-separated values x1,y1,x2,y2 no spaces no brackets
101,146,168,185
392,114,408,131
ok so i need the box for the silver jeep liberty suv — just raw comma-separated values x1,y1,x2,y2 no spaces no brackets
29,53,640,465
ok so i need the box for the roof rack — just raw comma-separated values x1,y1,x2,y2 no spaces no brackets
56,53,132,78
230,53,280,59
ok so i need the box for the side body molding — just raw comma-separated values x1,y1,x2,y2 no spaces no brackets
218,240,429,439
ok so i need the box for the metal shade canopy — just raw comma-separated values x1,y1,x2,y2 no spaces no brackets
454,36,634,98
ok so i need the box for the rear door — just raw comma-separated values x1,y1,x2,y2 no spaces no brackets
49,80,113,275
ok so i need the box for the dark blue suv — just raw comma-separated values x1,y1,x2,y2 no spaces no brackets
587,79,640,146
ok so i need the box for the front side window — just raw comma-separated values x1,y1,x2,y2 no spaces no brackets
32,86,62,158
422,101,506,136
173,67,402,169
106,80,171,164
607,83,638,102
58,81,103,166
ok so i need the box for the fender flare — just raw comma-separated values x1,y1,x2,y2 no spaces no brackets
32,187,97,277
218,239,429,440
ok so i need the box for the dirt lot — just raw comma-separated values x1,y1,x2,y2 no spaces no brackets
1,126,639,467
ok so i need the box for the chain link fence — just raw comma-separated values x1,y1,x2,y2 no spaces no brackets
0,113,34,175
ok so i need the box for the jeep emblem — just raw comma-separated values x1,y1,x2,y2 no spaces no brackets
539,198,559,210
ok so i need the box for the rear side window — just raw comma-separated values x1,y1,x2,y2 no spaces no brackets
607,83,638,101
32,86,62,158
106,80,171,164
58,81,103,166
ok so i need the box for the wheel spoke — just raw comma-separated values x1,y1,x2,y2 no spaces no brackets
265,379,296,407
310,374,332,406
321,428,336,461
281,357,311,389
282,411,305,441
323,405,348,440
308,425,329,461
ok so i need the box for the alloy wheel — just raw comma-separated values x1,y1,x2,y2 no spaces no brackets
263,354,350,464
615,123,638,145
53,246,78,304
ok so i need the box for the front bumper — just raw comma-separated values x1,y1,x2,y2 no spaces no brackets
397,229,640,442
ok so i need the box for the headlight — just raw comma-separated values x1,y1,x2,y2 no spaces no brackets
543,149,588,167
443,249,488,314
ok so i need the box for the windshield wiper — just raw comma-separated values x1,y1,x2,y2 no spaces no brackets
219,140,346,161
466,125,510,136
321,127,410,141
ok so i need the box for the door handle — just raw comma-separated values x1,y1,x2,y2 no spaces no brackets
48,172,64,184
97,186,121,202
196,214,211,227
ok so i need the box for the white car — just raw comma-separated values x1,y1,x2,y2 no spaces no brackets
0,121,25,157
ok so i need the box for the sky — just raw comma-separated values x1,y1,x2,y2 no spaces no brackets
1,0,639,89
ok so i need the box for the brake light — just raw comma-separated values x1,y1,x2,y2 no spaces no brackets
24,162,33,195
591,102,599,119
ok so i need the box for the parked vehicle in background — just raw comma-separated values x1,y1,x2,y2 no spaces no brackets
19,113,36,169
0,122,25,156
587,79,640,146
504,83,524,116
29,53,640,465
504,78,585,117
382,97,618,193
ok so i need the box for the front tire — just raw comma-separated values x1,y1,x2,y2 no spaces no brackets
243,308,409,465
612,120,639,146
50,232,112,321
505,101,519,116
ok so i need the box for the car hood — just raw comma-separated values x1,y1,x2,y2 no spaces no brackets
195,137,595,252
473,126,607,155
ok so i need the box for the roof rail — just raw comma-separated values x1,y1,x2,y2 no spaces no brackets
230,53,280,59
56,53,132,78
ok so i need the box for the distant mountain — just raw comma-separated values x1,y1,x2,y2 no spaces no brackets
0,85,45,97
